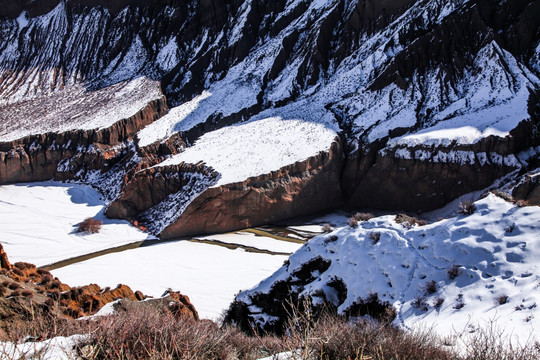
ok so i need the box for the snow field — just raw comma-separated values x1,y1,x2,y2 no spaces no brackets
0,182,151,267
51,240,290,321
156,116,337,187
238,194,540,342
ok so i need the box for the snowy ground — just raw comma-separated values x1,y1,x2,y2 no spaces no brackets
0,181,297,320
238,194,540,343
156,116,337,186
0,77,163,142
51,239,290,320
0,182,151,267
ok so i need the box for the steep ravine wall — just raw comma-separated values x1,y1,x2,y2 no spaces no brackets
343,118,539,211
0,97,167,184
159,141,344,239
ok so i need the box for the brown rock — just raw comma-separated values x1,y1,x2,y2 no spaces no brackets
0,244,11,270
160,140,343,238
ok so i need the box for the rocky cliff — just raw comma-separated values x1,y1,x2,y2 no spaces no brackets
0,0,538,237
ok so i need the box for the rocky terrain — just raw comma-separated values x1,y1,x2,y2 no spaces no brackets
0,244,198,340
0,0,538,239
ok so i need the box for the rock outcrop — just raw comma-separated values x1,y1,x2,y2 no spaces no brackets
0,0,538,237
0,96,167,184
0,249,199,338
160,141,343,238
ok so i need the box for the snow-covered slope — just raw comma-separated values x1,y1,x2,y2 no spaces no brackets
0,181,151,266
156,117,337,187
233,195,540,340
0,0,539,235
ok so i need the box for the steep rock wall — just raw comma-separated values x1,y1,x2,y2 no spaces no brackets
106,162,219,219
0,97,167,184
159,141,343,239
343,118,540,211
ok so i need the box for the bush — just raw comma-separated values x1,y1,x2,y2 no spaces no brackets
496,295,509,305
458,200,477,215
395,214,427,228
433,297,444,309
8,282,21,290
78,217,103,234
353,212,374,221
321,223,333,233
369,232,381,244
21,289,33,298
425,280,437,294
348,217,358,228
14,262,36,270
447,264,461,280
412,296,428,311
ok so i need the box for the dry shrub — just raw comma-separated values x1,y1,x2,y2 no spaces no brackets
282,304,455,360
458,200,477,215
10,268,23,277
447,264,461,280
496,295,509,305
13,262,36,271
369,232,381,244
40,274,53,285
78,218,103,234
433,297,445,308
348,217,359,228
353,212,374,221
425,280,438,294
395,214,427,228
21,289,33,298
459,322,540,360
321,223,333,233
8,282,21,290
82,301,285,359
412,296,429,311
10,290,21,297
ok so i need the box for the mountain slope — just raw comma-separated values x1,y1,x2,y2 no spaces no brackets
227,194,540,341
0,0,538,236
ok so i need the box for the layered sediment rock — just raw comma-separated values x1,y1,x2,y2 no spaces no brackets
0,97,167,184
160,141,343,239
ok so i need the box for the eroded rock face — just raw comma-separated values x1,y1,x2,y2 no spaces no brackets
160,141,343,238
0,0,538,238
343,125,538,212
0,97,167,184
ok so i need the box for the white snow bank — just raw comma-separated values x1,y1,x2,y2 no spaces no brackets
137,91,212,147
238,194,540,341
0,182,151,266
157,117,337,186
51,240,290,321
0,334,86,360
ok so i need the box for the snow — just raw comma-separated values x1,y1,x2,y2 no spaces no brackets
0,182,151,267
156,116,337,186
237,195,540,342
51,240,290,321
156,36,180,73
385,43,538,147
15,11,29,30
137,91,212,147
0,335,86,360
0,77,163,142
